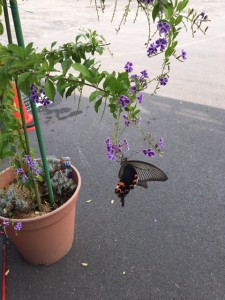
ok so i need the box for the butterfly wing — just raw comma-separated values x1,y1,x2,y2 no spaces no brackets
115,158,168,206
126,160,168,183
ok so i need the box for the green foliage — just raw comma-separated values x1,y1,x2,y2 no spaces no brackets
36,157,76,196
0,187,30,217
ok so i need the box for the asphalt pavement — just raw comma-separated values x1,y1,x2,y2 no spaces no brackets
5,92,225,300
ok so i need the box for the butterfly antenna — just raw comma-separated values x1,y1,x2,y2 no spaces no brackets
127,151,139,160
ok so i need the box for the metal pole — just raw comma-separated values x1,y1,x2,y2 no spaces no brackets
9,0,55,206
2,0,13,44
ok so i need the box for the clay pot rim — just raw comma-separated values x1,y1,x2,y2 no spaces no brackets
0,164,81,224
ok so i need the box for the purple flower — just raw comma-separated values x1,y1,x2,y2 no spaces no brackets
123,114,131,126
30,84,40,104
159,77,168,86
118,95,130,108
200,12,205,18
140,70,149,79
137,94,143,104
143,148,155,157
31,168,40,177
22,174,28,183
159,137,164,149
124,61,133,73
24,155,35,167
124,139,129,150
147,43,158,56
131,74,141,81
156,38,168,51
157,22,171,36
30,84,52,107
107,153,116,161
129,86,137,94
14,222,22,231
105,138,129,160
16,168,23,174
181,49,187,60
156,137,164,149
2,220,9,228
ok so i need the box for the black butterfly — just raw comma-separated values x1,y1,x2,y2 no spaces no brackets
115,157,168,207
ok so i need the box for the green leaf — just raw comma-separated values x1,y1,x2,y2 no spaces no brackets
17,72,32,93
163,3,174,19
18,72,31,86
45,79,56,101
56,78,66,98
65,84,77,98
103,76,118,94
51,41,57,49
165,41,178,57
152,2,160,22
176,0,189,13
108,103,117,113
175,15,183,26
61,59,73,76
8,44,25,60
94,98,102,113
72,63,91,78
37,175,43,182
24,43,34,57
0,22,3,35
89,90,103,102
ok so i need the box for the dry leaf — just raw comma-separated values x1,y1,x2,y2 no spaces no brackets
81,262,88,267
86,200,92,203
111,200,115,204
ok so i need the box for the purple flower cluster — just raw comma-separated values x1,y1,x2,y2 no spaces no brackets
143,148,155,157
159,76,169,86
30,84,52,107
105,138,129,160
140,70,149,79
16,155,41,183
2,220,22,231
118,95,130,108
131,72,149,88
124,61,133,73
157,22,171,36
14,222,22,231
147,38,167,56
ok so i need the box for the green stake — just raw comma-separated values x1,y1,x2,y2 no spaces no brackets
9,0,55,206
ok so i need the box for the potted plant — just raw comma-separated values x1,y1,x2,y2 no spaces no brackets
0,0,209,264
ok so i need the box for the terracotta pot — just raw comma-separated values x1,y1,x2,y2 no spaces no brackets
0,164,81,265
